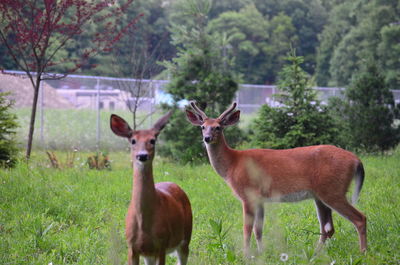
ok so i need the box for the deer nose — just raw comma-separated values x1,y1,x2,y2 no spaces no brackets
204,136,212,143
136,153,149,162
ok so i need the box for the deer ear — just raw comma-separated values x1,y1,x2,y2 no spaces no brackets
153,110,173,134
110,114,132,138
221,110,240,126
185,109,203,126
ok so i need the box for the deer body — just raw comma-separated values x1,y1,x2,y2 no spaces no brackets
186,101,366,255
207,140,359,202
111,114,192,265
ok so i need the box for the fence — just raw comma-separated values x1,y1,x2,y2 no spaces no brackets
1,70,399,151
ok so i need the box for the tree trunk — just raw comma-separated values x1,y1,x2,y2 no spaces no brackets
26,76,41,160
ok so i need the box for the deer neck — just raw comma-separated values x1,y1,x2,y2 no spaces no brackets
131,162,157,228
205,133,235,179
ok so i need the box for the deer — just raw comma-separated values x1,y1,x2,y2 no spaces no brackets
110,111,193,265
185,101,367,255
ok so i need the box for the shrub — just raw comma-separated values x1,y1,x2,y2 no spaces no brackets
0,92,18,167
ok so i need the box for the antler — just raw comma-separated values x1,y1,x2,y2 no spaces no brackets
189,101,208,119
218,102,237,121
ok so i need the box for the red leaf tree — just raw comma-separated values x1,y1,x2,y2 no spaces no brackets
0,0,140,159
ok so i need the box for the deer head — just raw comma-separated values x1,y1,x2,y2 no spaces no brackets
185,101,240,144
110,111,173,164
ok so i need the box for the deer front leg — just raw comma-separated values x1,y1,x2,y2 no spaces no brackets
253,203,264,253
128,248,139,265
242,202,255,257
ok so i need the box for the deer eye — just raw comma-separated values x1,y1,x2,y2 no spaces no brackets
149,139,156,145
201,125,205,130
131,139,136,145
215,126,221,131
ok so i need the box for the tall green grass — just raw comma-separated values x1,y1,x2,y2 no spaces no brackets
1,150,399,264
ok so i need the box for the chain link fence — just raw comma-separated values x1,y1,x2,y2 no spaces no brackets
1,71,399,151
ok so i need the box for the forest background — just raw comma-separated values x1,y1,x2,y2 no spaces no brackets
2,0,399,90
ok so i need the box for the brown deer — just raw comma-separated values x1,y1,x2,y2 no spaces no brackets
186,101,366,255
110,112,193,265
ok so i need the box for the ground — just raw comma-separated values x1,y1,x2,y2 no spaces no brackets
1,150,399,264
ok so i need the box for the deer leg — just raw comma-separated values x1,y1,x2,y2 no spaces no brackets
157,251,166,265
253,203,264,252
242,202,255,256
144,256,156,265
177,242,189,265
128,248,139,265
314,199,335,244
321,197,367,252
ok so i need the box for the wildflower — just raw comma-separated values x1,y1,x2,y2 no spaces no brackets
280,253,289,262
330,261,336,265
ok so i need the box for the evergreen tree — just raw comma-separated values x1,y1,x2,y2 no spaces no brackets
251,52,337,149
343,63,400,152
0,93,18,167
159,0,241,163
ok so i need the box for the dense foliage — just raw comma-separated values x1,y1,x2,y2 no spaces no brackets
0,93,18,167
316,0,400,89
329,63,400,152
1,0,398,88
251,53,337,149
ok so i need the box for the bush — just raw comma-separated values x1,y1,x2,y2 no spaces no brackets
250,53,338,149
0,92,19,167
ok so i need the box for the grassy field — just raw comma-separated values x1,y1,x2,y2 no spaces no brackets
1,150,399,265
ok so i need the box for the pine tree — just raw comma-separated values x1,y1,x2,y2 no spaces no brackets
251,52,337,149
159,0,241,163
0,93,19,167
344,63,400,152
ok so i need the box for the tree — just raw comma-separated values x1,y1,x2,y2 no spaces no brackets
207,4,270,83
109,0,172,130
340,63,400,152
316,0,400,89
251,52,337,149
159,0,241,163
315,1,354,86
253,0,327,74
0,92,18,168
0,0,139,159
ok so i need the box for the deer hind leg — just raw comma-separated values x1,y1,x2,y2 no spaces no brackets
253,204,264,252
242,202,255,256
314,199,335,244
128,248,139,265
176,242,189,265
320,197,367,252
157,252,166,265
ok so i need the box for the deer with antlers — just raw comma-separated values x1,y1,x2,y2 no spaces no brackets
110,112,193,265
186,101,366,255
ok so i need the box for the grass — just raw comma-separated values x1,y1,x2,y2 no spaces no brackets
1,150,400,264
